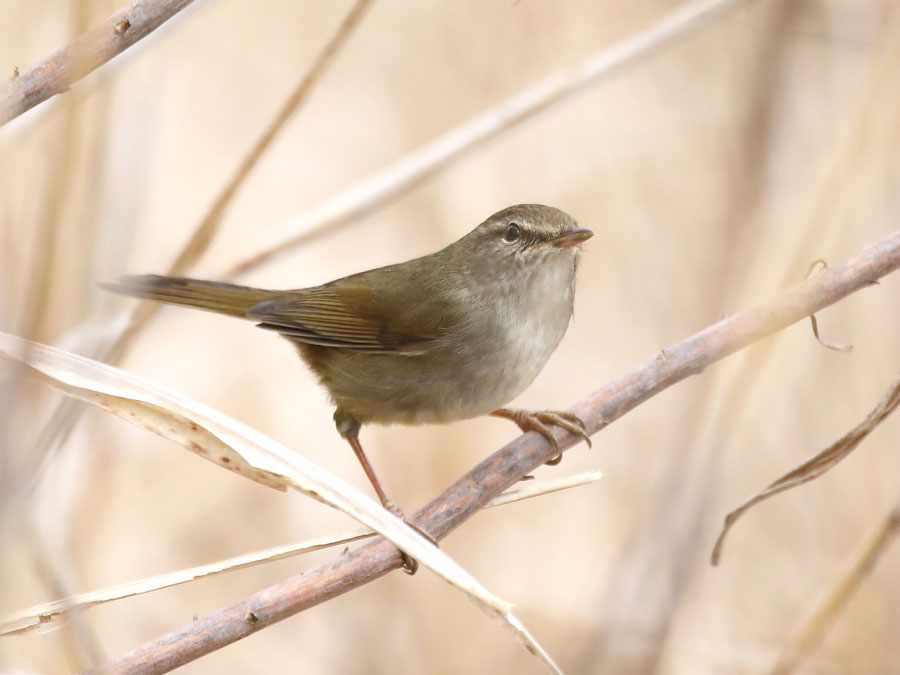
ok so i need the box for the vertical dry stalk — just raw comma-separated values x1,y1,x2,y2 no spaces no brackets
770,503,900,675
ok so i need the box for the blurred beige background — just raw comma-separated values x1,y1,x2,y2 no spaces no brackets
2,0,900,673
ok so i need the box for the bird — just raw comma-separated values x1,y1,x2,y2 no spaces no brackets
104,204,593,531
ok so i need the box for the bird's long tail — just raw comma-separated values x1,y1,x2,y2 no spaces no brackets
102,275,273,318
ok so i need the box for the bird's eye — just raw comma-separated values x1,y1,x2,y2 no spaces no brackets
503,223,521,242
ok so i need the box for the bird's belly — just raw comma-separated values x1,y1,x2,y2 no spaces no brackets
321,308,569,427
401,351,545,424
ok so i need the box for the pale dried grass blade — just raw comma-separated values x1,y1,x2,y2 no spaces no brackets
0,332,515,621
489,470,603,508
505,613,562,675
0,530,373,636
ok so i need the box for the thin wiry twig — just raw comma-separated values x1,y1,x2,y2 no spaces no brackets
0,0,199,126
806,260,853,352
92,229,900,674
224,0,760,278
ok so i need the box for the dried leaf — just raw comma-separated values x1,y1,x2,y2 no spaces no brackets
711,372,900,565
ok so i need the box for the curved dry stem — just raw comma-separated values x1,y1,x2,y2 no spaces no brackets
711,372,900,565
93,229,900,674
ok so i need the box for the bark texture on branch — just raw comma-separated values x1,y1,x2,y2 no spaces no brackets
0,0,197,126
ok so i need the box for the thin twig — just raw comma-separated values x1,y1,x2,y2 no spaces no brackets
809,313,853,352
93,230,900,674
225,0,760,278
0,0,198,126
769,500,900,675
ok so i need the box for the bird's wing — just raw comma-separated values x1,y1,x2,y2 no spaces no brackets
246,273,445,354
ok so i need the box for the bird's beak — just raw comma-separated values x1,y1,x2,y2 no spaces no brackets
551,227,594,248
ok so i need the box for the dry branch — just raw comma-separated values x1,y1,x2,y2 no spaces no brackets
94,230,900,674
0,0,198,126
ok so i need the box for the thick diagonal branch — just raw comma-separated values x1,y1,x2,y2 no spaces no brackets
0,0,198,126
94,229,900,674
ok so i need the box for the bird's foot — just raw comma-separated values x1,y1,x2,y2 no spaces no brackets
491,408,592,465
382,500,438,575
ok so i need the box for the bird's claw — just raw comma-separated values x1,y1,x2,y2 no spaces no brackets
491,408,592,466
383,501,438,575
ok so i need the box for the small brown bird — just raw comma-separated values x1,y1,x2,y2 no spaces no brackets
105,204,592,521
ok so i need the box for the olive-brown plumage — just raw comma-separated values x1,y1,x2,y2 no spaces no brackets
105,204,593,519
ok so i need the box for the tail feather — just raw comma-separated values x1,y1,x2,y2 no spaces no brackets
102,275,272,319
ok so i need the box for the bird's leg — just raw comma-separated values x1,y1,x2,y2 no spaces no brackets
346,434,396,512
490,408,592,465
345,434,436,575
